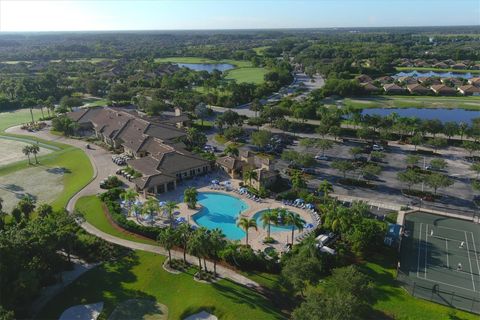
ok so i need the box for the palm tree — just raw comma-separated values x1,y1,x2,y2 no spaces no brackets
158,227,177,265
285,212,305,245
30,144,40,164
142,197,160,218
165,201,179,227
323,206,351,234
22,145,32,164
175,223,191,264
260,209,277,238
318,179,333,203
237,217,257,245
243,169,257,187
184,187,198,209
122,188,138,216
188,227,208,272
209,228,226,277
224,145,239,157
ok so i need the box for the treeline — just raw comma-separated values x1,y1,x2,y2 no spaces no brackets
0,197,128,319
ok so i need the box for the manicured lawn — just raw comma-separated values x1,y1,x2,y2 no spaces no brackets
343,95,480,110
253,46,271,56
76,195,157,245
225,67,268,84
359,251,478,320
396,66,480,74
38,251,286,320
0,108,44,131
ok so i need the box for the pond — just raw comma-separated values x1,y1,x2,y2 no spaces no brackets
361,108,480,124
176,63,234,73
394,70,474,79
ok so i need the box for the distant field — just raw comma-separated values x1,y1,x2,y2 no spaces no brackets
343,95,480,110
396,67,480,74
0,137,54,167
253,46,270,56
225,67,267,84
154,56,253,68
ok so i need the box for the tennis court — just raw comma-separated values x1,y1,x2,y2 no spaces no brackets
398,211,480,314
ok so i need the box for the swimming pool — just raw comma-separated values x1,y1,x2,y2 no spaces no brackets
253,209,298,232
192,192,249,240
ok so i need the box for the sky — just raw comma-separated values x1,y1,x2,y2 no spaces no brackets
0,0,479,32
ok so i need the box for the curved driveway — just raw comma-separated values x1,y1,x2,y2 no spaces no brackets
6,125,260,289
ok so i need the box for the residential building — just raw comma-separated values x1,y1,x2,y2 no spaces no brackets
407,84,430,95
430,84,457,95
396,76,417,85
383,83,405,94
360,82,380,93
468,77,480,86
355,74,373,83
375,76,394,84
458,85,480,96
433,62,448,69
452,63,467,70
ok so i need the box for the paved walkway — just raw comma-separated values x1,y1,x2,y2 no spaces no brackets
6,125,260,289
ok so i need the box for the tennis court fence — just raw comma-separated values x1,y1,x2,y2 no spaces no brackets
397,270,480,314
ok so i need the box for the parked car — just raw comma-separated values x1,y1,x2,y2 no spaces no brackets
315,154,329,161
372,144,384,151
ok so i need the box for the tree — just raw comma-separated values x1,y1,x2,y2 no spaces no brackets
282,253,320,296
410,133,423,151
357,127,376,143
209,228,226,277
165,201,179,227
317,139,333,157
243,169,257,187
29,144,40,164
347,219,385,256
428,137,447,153
121,188,138,216
462,141,480,158
349,147,363,160
223,127,245,142
158,227,177,265
142,197,160,217
236,217,257,245
425,173,454,195
175,223,191,264
397,169,423,191
405,154,421,168
251,130,272,149
184,187,198,209
291,170,307,190
194,103,209,127
260,209,277,238
369,151,385,162
331,160,355,179
360,163,382,180
286,212,305,245
17,196,36,220
51,115,78,136
317,179,333,202
293,266,373,320
184,127,207,150
429,158,447,171
471,162,480,178
22,145,32,164
36,203,53,218
443,122,459,141
188,227,206,271
224,145,239,157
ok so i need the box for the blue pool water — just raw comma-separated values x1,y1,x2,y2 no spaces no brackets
253,210,297,232
192,192,249,240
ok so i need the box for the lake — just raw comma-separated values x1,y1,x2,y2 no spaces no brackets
394,70,474,79
177,63,234,73
361,108,480,124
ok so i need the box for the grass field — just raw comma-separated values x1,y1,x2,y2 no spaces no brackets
253,46,270,56
342,95,480,111
0,136,54,167
76,195,157,245
154,56,253,68
38,250,285,320
0,108,44,131
396,67,480,74
225,67,268,84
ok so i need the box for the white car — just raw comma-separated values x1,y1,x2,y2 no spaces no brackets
372,144,384,151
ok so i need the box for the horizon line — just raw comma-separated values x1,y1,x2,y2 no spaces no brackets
1,24,479,34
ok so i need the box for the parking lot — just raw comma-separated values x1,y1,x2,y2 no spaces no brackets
275,138,477,215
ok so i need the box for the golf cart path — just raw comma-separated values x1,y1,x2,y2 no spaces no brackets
6,125,260,289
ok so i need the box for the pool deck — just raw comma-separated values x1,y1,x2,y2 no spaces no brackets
159,179,318,252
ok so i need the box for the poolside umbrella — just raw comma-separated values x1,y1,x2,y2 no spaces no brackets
159,201,166,207
295,198,304,203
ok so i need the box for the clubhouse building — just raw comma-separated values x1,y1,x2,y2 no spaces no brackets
68,107,211,196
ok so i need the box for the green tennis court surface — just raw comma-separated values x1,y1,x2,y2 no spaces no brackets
399,211,480,314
